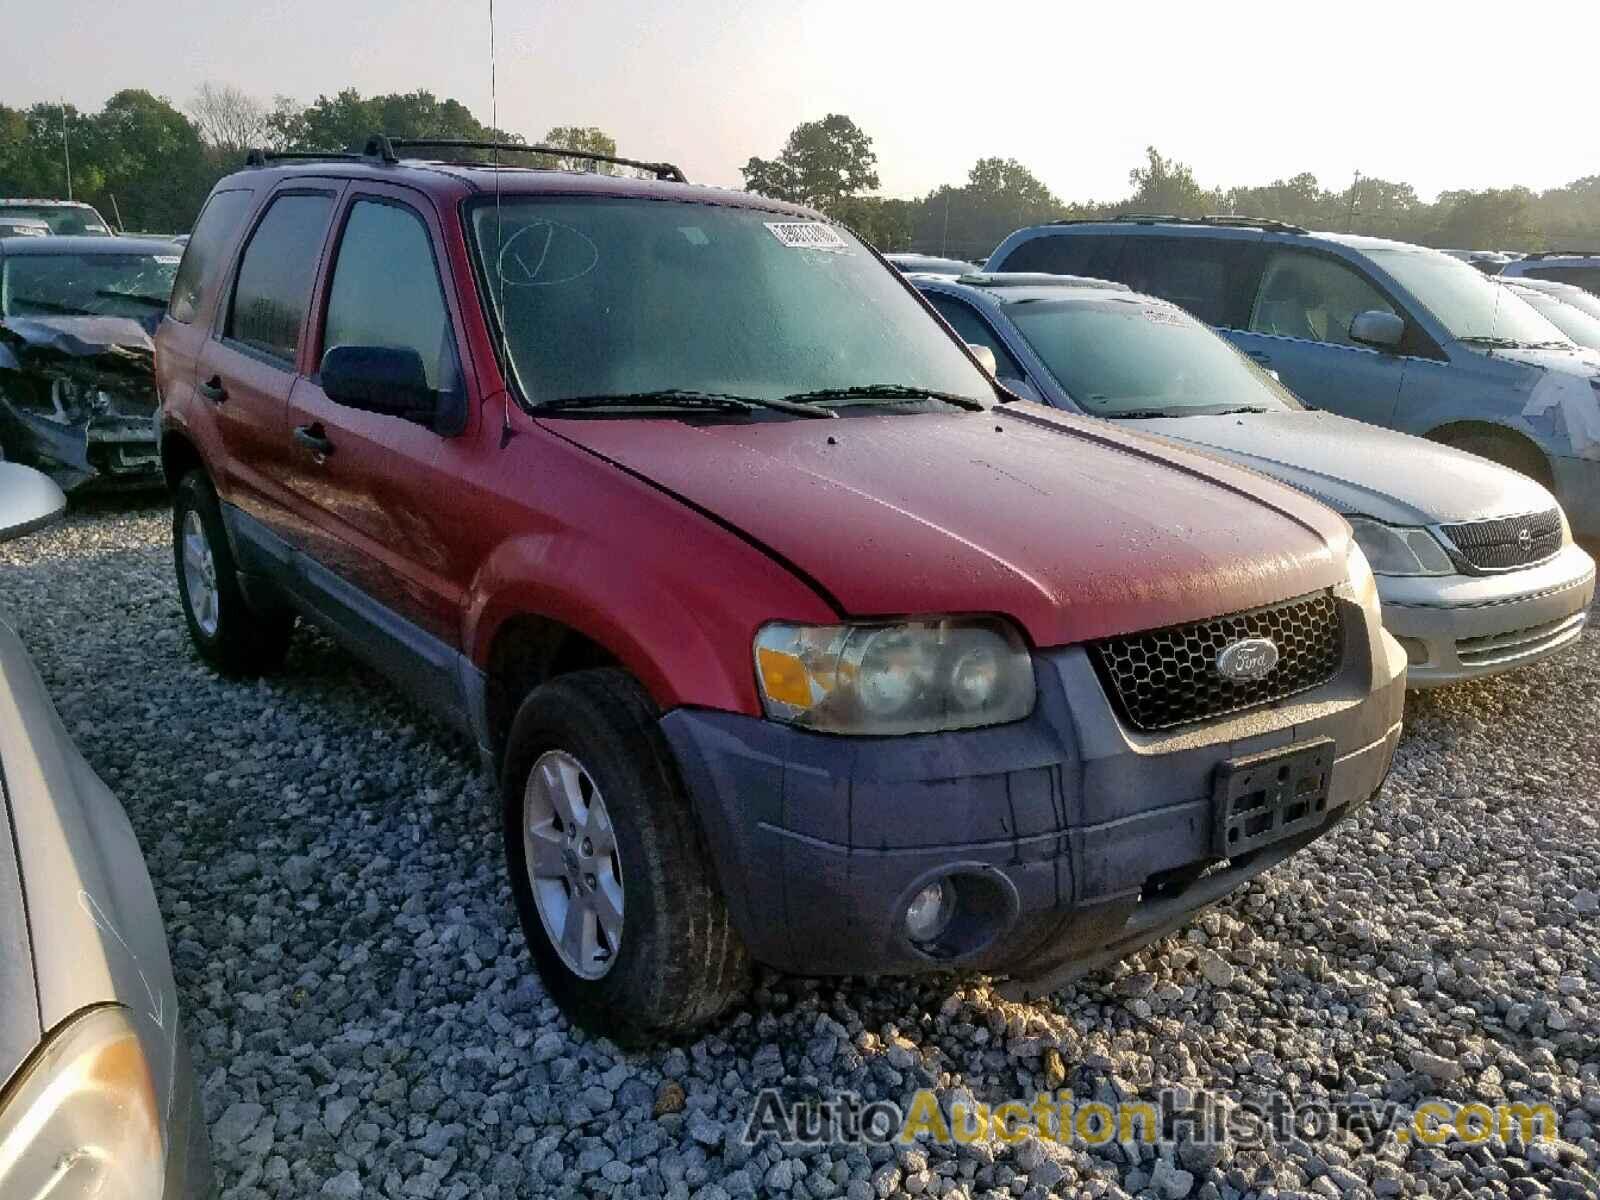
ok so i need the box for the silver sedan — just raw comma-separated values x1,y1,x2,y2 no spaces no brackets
0,461,213,1197
913,273,1596,686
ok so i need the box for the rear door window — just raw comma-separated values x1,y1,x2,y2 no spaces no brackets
1117,236,1252,327
923,294,1026,381
225,191,335,364
1249,249,1397,347
320,198,462,393
169,188,254,324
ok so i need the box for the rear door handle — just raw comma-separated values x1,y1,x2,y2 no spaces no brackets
293,423,335,460
199,375,227,403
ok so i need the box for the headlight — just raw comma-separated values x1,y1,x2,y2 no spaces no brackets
754,617,1036,734
1346,517,1454,576
0,1006,165,1198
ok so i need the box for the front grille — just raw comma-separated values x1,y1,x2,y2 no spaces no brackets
1091,592,1345,732
1440,509,1563,571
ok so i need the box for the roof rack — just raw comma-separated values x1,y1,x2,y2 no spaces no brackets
362,135,688,183
243,148,368,167
1048,213,1309,235
1521,250,1600,260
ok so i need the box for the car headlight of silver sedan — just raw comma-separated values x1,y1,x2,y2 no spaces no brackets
1346,517,1455,577
754,617,1036,734
0,1005,164,1197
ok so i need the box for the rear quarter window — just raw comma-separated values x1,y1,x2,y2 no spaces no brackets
168,188,254,324
997,234,1125,280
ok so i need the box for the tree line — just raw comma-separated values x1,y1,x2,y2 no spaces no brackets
745,118,1600,261
3,87,1596,259
0,85,620,233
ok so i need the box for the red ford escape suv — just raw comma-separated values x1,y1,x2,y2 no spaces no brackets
154,137,1406,1041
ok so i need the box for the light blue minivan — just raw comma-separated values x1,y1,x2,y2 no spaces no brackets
987,217,1600,539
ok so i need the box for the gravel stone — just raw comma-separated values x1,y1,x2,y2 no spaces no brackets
10,504,1600,1200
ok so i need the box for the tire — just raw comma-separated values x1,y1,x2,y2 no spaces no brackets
1440,431,1553,489
501,668,750,1044
172,470,292,675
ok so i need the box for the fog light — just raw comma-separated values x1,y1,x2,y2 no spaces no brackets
905,880,956,943
1396,636,1429,666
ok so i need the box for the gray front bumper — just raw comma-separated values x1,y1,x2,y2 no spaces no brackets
1380,544,1595,686
662,593,1406,988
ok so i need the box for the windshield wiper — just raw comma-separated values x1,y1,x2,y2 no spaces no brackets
95,289,167,309
537,389,836,419
1109,407,1189,419
781,384,987,412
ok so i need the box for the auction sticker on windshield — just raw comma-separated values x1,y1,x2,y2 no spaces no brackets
766,222,849,252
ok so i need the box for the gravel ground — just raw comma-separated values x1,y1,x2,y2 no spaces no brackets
3,501,1598,1200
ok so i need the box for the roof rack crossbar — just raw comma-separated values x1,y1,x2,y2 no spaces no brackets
361,135,688,183
243,148,368,167
1047,213,1309,235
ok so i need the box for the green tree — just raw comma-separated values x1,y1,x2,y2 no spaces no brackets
534,125,619,173
741,114,879,212
1122,146,1218,217
85,89,210,230
269,88,504,154
1434,187,1538,250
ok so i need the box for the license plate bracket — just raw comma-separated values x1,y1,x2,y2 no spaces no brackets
1211,737,1334,858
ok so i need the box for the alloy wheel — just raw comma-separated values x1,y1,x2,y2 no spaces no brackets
522,750,624,979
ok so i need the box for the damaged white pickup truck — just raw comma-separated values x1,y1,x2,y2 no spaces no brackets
0,235,178,491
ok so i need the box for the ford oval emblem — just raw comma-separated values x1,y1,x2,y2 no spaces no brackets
1217,638,1279,682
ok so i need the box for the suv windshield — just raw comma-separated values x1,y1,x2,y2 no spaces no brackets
468,198,993,411
1007,296,1301,417
1,252,179,321
1366,247,1571,347
0,204,113,236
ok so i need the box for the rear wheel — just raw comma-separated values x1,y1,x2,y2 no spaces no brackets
1439,431,1553,489
502,668,750,1043
172,471,292,675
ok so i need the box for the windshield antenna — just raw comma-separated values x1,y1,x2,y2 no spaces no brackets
489,0,515,448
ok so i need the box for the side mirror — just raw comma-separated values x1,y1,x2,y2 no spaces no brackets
321,345,439,426
968,344,999,376
1349,310,1405,351
0,462,67,543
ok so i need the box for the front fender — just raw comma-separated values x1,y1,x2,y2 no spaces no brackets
462,521,837,716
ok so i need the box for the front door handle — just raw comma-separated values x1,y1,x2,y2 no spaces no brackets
199,375,228,403
1245,350,1272,363
293,423,335,461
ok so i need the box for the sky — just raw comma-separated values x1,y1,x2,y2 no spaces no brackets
4,0,1597,202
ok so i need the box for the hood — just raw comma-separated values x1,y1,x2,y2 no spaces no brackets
0,774,39,1090
1129,410,1556,525
1463,342,1600,379
0,315,156,358
540,404,1351,648
0,616,180,1116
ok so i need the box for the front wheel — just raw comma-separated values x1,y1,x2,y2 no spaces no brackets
502,668,750,1043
